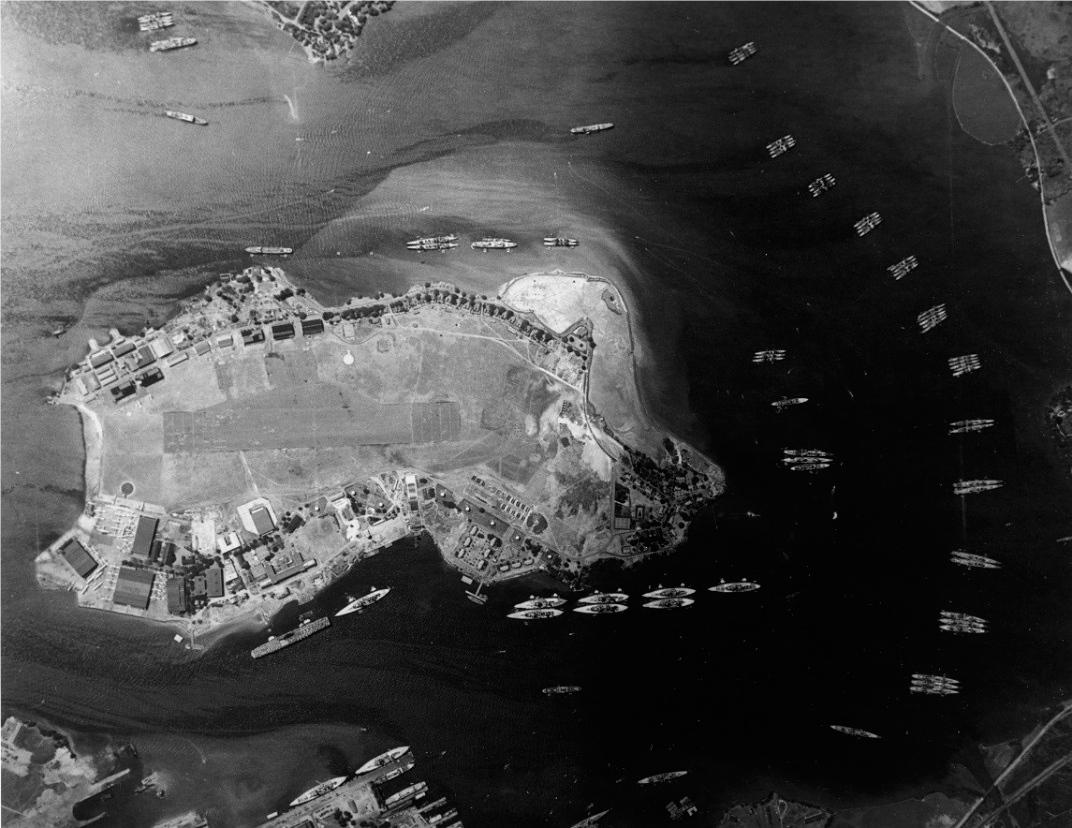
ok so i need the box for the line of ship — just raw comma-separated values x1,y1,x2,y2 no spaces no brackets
507,582,760,619
405,234,581,252
250,588,389,658
287,745,411,807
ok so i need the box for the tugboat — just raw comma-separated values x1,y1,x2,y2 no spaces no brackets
573,603,628,615
570,123,614,135
543,237,579,247
164,110,208,126
149,36,197,52
507,608,563,620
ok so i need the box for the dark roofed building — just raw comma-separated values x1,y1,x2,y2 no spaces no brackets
301,318,324,336
89,351,115,369
166,577,188,615
113,567,154,609
131,515,158,559
206,564,224,599
249,505,275,536
271,322,295,341
138,367,164,387
113,341,137,358
134,345,156,369
58,538,98,579
191,574,207,599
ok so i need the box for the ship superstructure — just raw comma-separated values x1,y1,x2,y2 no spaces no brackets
336,587,390,617
570,123,614,135
543,237,580,247
251,616,330,659
574,603,628,615
752,349,786,363
888,255,919,280
953,479,1003,496
917,304,947,333
643,586,696,599
507,608,563,620
138,12,175,31
948,354,981,377
948,418,995,435
854,212,882,236
515,595,567,610
149,36,196,52
471,238,517,251
808,174,836,198
289,776,348,807
728,42,757,65
766,135,796,158
710,580,760,593
951,549,1002,569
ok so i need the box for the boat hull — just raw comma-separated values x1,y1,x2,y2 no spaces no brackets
573,603,627,615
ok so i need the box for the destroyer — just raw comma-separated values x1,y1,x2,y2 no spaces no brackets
888,255,919,280
771,396,808,412
245,246,293,255
752,349,786,363
336,586,390,617
948,418,995,435
766,135,795,158
149,36,196,52
515,595,567,610
829,725,880,739
471,238,517,251
948,354,982,377
637,771,688,785
570,123,613,135
573,603,628,615
643,586,695,599
953,479,1003,495
854,212,882,236
808,174,836,197
950,549,1002,569
543,237,580,247
507,608,563,620
289,776,347,807
251,616,330,659
710,579,760,593
164,110,207,126
643,597,694,609
355,745,410,775
728,41,757,65
138,11,174,31
543,686,581,695
578,592,629,604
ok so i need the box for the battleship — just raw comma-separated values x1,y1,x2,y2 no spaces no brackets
752,349,786,363
570,122,614,135
887,255,919,280
515,595,567,610
407,242,457,252
728,41,757,65
355,746,411,776
578,592,629,604
138,11,174,31
917,304,947,333
336,587,390,617
766,135,796,158
471,238,517,251
251,616,330,659
543,237,580,247
948,354,982,377
384,781,428,807
164,111,207,126
245,246,293,255
543,686,582,696
643,597,694,609
911,682,959,696
289,776,348,807
854,212,882,236
948,418,995,435
783,449,832,458
807,173,836,197
507,608,563,620
149,36,196,52
830,725,880,739
379,757,415,782
637,771,688,785
408,234,458,245
940,610,987,625
953,479,1003,496
951,549,1002,569
771,396,808,412
940,620,988,634
643,586,696,599
710,580,760,593
574,603,628,615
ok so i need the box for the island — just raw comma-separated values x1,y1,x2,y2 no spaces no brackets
253,0,395,64
35,266,723,645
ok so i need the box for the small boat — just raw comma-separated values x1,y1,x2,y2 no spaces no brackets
709,580,760,593
830,725,880,739
355,745,410,776
542,686,581,695
507,608,563,620
573,603,628,615
149,36,196,52
642,597,694,609
408,234,458,245
637,771,688,784
165,110,208,126
515,595,567,610
570,123,613,135
245,246,293,255
289,775,348,807
336,587,390,617
643,586,695,599
577,592,628,604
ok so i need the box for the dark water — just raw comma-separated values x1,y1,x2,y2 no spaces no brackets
3,3,1071,827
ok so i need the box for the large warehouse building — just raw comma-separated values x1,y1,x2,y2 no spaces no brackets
113,567,155,610
57,538,98,579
